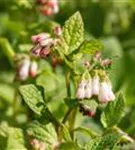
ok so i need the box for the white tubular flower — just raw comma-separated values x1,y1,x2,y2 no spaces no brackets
18,59,30,81
76,80,86,99
85,79,92,99
91,75,100,96
29,61,38,77
98,81,115,103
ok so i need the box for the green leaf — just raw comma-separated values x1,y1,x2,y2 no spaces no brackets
101,94,125,128
79,40,104,54
0,124,26,150
85,131,122,150
27,121,57,144
0,37,15,65
79,99,98,111
19,84,45,115
64,98,78,108
63,12,84,54
59,142,81,150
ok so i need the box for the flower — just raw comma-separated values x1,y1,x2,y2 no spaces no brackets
30,139,46,150
39,0,59,16
85,79,92,99
98,81,115,103
76,80,86,99
18,59,30,81
53,26,62,37
29,61,38,77
91,75,100,96
31,33,55,58
31,33,50,44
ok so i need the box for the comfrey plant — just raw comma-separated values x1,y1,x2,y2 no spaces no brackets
0,12,134,150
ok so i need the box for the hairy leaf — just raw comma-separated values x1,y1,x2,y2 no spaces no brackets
63,12,84,54
19,84,45,115
101,94,125,128
27,121,57,144
79,40,104,54
85,131,122,150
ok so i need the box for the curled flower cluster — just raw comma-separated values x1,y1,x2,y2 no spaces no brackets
31,28,61,58
76,74,115,103
38,0,59,16
15,56,38,81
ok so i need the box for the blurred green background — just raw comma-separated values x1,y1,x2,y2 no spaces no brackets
0,0,135,143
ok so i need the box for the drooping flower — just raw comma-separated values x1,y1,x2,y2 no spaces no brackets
85,79,92,99
91,75,100,96
76,80,86,99
18,58,30,81
29,60,38,77
98,81,115,103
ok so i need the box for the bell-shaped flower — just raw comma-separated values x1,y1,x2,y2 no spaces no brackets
85,79,92,99
18,59,30,81
76,80,86,99
29,61,38,77
98,81,115,103
91,75,100,96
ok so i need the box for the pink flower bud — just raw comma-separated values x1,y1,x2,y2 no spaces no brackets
98,82,115,103
30,139,40,149
31,33,50,44
31,44,42,57
85,79,92,99
76,80,86,99
29,61,38,77
40,6,53,16
18,59,30,81
54,26,62,37
92,75,100,96
40,47,51,58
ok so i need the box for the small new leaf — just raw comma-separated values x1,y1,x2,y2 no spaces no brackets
63,12,84,54
19,84,45,115
79,40,104,54
101,94,125,128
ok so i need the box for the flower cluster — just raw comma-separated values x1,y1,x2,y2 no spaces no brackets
15,55,38,81
76,52,115,117
31,28,61,58
38,0,59,16
76,73,115,103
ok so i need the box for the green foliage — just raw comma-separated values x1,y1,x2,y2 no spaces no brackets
63,11,84,54
27,121,57,144
85,131,122,150
79,40,104,54
0,124,26,150
101,94,125,128
19,84,45,115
